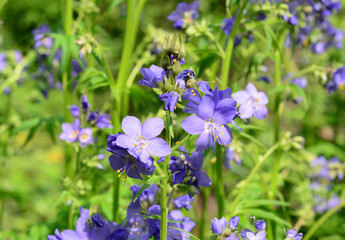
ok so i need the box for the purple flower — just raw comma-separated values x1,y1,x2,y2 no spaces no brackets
79,128,93,147
254,220,266,231
229,216,239,230
138,65,166,88
159,91,179,112
181,94,236,151
211,217,227,235
109,144,155,180
14,50,22,63
69,105,80,117
176,69,195,88
0,53,7,72
233,83,269,120
174,194,194,210
246,231,266,240
167,1,200,29
115,116,172,161
221,17,234,35
290,78,307,89
169,148,211,194
32,24,53,49
258,76,271,84
3,86,11,95
95,113,113,129
225,146,241,169
48,207,121,240
59,119,81,143
286,228,303,240
327,66,345,93
82,95,90,110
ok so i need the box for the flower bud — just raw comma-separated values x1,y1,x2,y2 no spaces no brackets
171,61,182,76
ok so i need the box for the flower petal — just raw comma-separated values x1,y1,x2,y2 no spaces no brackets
254,105,268,120
146,137,172,157
116,134,136,150
181,115,205,135
198,95,215,120
195,131,212,152
196,170,212,186
191,151,203,170
142,117,164,139
121,116,142,138
109,155,127,171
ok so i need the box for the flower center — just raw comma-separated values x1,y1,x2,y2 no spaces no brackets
81,133,88,140
71,130,79,138
339,83,345,90
134,136,147,150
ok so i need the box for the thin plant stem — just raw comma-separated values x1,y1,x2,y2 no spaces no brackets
220,0,249,89
229,142,280,215
303,201,345,240
160,111,172,240
199,174,211,239
215,144,225,218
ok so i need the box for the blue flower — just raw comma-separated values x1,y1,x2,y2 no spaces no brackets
139,65,166,88
0,53,7,71
69,105,80,118
211,217,227,235
159,91,179,112
115,116,172,161
181,94,237,151
233,83,269,120
167,1,200,29
286,228,303,240
95,113,113,129
48,207,126,240
174,194,194,210
225,146,241,169
79,128,94,147
82,95,90,110
221,17,234,35
327,66,345,93
254,220,266,231
59,119,81,143
32,24,53,49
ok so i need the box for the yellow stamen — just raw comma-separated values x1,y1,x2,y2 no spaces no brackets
135,144,137,146
191,90,194,93
174,105,177,110
221,125,224,127
216,136,218,139
140,136,143,139
136,222,139,225
193,93,196,96
256,97,259,102
212,133,215,136
212,80,215,83
137,232,140,235
173,59,177,63
210,157,216,163
176,141,180,144
187,73,190,76
118,174,121,178
221,132,224,135
117,170,120,173
132,225,135,228
184,160,188,164
339,84,345,90
186,201,190,204
214,127,217,130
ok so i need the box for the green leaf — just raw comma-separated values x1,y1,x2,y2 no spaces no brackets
237,208,291,227
239,199,290,208
197,53,220,77
11,118,41,135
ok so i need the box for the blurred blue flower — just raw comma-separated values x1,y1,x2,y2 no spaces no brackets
167,1,200,29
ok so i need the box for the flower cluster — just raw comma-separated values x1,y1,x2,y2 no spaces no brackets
60,95,113,148
278,0,344,53
123,184,195,239
210,216,303,240
48,207,129,240
309,155,343,213
32,24,85,97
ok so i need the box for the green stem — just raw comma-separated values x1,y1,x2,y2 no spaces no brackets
303,201,345,240
229,142,280,215
68,198,76,229
160,111,172,240
113,176,120,222
171,134,190,152
199,185,210,240
215,144,225,218
220,0,249,89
